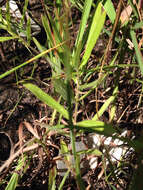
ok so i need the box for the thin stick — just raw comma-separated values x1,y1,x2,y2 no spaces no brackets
0,141,38,173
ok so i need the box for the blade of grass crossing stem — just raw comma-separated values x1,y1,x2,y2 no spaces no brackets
23,83,69,119
73,0,93,68
33,37,62,73
92,85,118,121
102,0,116,24
77,148,102,156
80,2,106,70
130,30,143,76
70,0,83,11
0,41,67,79
79,73,107,100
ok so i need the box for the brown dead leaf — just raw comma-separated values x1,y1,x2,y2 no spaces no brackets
120,5,132,25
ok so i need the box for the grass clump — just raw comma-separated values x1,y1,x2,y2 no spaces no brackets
0,0,143,189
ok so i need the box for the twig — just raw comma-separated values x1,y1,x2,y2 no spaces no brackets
0,141,38,173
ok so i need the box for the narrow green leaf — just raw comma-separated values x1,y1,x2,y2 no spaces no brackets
79,53,118,100
26,18,31,45
23,83,69,119
5,173,18,190
20,0,28,27
33,37,61,73
6,1,11,30
76,120,116,136
0,23,7,30
5,155,27,190
41,15,54,47
0,41,66,79
77,148,102,156
80,2,106,70
73,0,93,68
58,170,70,190
80,75,106,90
48,167,57,190
92,86,118,120
75,0,93,47
0,36,18,42
60,140,70,161
102,0,116,23
130,30,143,76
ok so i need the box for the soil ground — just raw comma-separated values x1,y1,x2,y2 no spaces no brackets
0,1,143,190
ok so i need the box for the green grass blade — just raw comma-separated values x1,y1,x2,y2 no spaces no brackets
128,0,138,18
77,148,102,156
75,0,93,47
102,0,116,23
0,41,66,79
73,0,93,68
80,2,106,70
26,18,31,45
6,1,11,31
79,53,118,100
20,0,28,27
33,37,62,73
0,36,18,42
23,83,69,119
92,86,118,120
5,155,27,190
60,140,70,161
58,170,70,190
5,173,18,190
76,120,116,136
48,166,57,190
41,15,54,46
130,30,143,76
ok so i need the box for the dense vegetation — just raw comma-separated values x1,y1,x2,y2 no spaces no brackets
0,0,143,189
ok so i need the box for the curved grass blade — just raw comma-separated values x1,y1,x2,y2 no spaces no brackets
23,83,69,119
80,2,106,70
